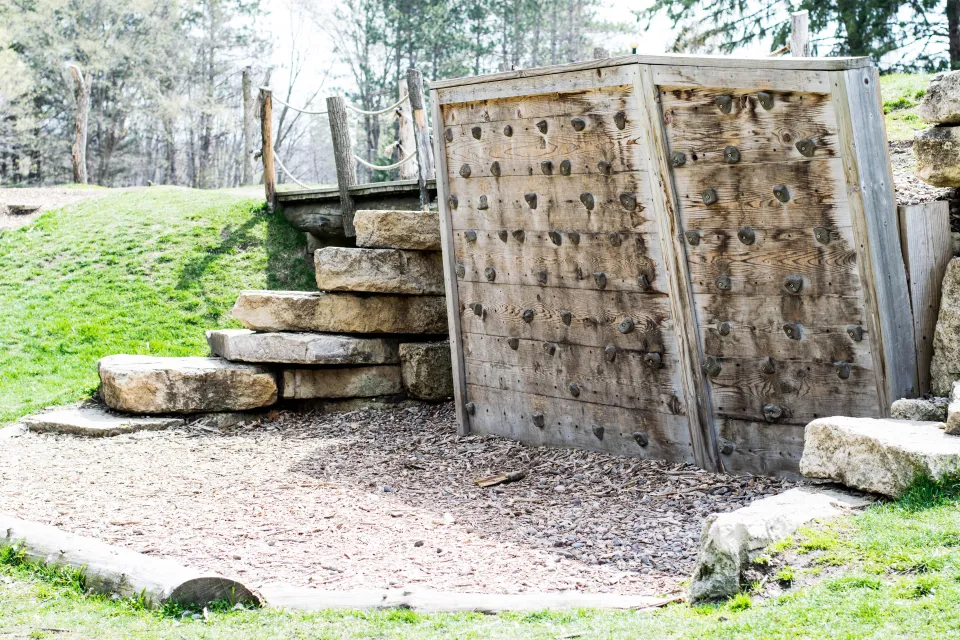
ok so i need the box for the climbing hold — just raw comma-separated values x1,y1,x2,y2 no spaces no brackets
717,321,732,336
715,275,732,290
532,412,545,428
592,425,605,440
571,117,586,131
580,193,595,210
560,310,572,326
444,128,454,142
763,403,785,423
773,185,791,203
507,337,520,350
614,111,627,130
524,193,538,209
503,124,513,136
594,272,608,290
685,230,701,246
568,382,581,397
471,126,482,140
512,229,525,243
670,151,686,167
783,323,802,340
536,120,548,134
548,231,562,246
723,145,741,164
604,345,617,362
644,352,663,370
541,160,553,175
522,308,535,323
783,274,803,294
738,226,756,245
702,188,719,205
464,229,477,242
618,317,635,334
796,138,817,157
757,91,773,110
490,161,501,177
560,160,571,176
714,95,733,113
620,193,637,211
702,356,721,377
477,195,489,210
484,266,496,282
459,164,471,178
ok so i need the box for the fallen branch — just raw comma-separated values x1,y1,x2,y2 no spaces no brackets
475,471,526,488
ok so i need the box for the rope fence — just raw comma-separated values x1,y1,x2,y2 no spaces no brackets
263,89,409,117
354,152,417,171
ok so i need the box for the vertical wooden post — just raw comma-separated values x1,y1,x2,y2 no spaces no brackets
791,10,810,57
259,88,276,212
242,67,255,186
406,68,434,210
327,95,358,237
397,80,417,181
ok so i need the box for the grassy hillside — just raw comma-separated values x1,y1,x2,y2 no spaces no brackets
0,187,314,423
881,73,933,141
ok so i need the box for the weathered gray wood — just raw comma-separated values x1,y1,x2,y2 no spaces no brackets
432,89,470,434
327,95,358,236
441,88,633,126
898,201,952,394
397,80,417,180
717,419,803,478
260,88,276,212
0,515,261,608
790,11,811,57
407,68,434,209
242,67,255,185
832,67,918,407
650,65,831,93
637,63,721,472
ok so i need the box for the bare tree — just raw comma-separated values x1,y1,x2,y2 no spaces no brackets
67,63,91,184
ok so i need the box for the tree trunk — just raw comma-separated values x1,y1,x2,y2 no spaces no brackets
69,65,91,184
949,0,960,70
242,66,256,185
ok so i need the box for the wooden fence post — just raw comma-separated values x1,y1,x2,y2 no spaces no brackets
397,80,417,181
327,95,358,237
791,10,810,57
259,88,276,212
406,68,434,210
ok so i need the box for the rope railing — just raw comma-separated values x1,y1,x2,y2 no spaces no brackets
354,152,417,172
262,88,409,118
267,91,328,115
273,150,310,189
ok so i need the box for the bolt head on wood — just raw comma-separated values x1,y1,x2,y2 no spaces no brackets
536,269,548,284
619,193,637,211
484,266,497,282
643,352,662,370
847,326,865,342
512,229,525,243
633,432,649,447
448,195,458,210
783,322,802,340
702,356,721,377
579,193,595,210
783,274,803,294
760,356,776,374
444,128,454,142
717,321,732,336
548,231,562,246
594,272,608,290
522,308,535,323
685,230,700,246
714,95,733,113
618,317,635,334
543,342,557,356
540,160,553,175
459,164,472,178
532,411,545,428
507,337,520,350
796,138,817,157
536,120,548,134
471,126,482,140
637,273,651,291
477,195,489,210
604,345,617,362
571,117,586,131
757,91,774,110
670,151,686,167
835,361,851,380
715,274,732,291
503,124,513,137
723,145,741,164
592,425,604,440
568,231,581,245
773,185,791,203
490,161,501,177
597,161,612,175
560,310,572,326
737,226,756,245
763,403,784,423
568,382,581,397
701,188,719,205
464,229,478,242
614,111,627,130
465,401,476,415
608,231,621,247
497,230,508,242
524,193,538,209
560,159,572,176
814,227,832,244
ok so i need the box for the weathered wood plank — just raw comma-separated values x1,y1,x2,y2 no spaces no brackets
452,229,665,293
444,114,643,178
832,67,917,407
707,357,881,424
442,87,634,126
671,158,852,229
898,202,952,395
701,319,873,364
437,65,637,104
694,293,866,327
638,63,721,471
465,384,695,464
457,281,673,350
431,89,470,434
661,87,838,165
447,173,656,234
650,65,832,93
717,419,803,478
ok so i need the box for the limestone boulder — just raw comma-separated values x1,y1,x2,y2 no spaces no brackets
99,355,277,414
22,406,183,437
688,487,871,603
207,329,399,365
314,248,444,295
918,71,960,124
914,127,960,187
282,366,402,399
800,417,960,498
947,381,960,435
232,290,447,334
354,209,441,250
931,258,960,395
891,397,948,422
400,341,453,401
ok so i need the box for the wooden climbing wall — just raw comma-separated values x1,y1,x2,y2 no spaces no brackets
431,55,917,477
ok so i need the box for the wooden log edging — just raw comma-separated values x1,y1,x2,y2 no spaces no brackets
259,583,677,614
0,515,262,609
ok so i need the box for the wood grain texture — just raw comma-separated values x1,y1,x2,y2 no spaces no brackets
453,229,664,293
650,65,832,93
661,87,838,165
695,293,866,327
464,384,695,463
438,65,637,104
701,319,873,364
446,173,656,234
431,90,470,434
707,357,880,424
442,88,634,126
717,419,803,478
457,281,673,350
898,202,952,394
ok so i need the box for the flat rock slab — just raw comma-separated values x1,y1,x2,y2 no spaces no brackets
932,258,960,395
801,417,960,497
22,406,184,437
207,329,399,365
232,290,447,334
354,209,441,250
400,341,453,401
314,247,444,295
891,397,948,422
99,355,278,415
282,366,402,399
688,487,872,603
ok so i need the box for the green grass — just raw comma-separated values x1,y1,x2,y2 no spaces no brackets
6,477,960,638
0,186,314,423
881,72,934,141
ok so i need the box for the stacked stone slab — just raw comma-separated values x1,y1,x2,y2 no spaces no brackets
915,72,960,186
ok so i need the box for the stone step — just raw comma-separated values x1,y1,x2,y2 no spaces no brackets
99,355,277,414
400,341,453,401
232,290,447,334
801,416,960,497
282,366,402,399
22,406,184,437
314,247,444,295
354,209,441,250
207,329,399,365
